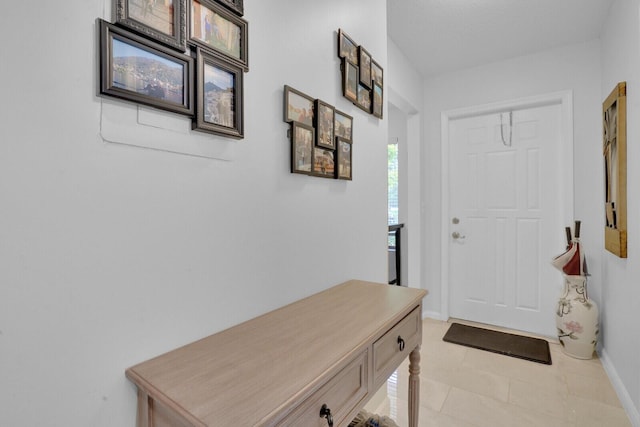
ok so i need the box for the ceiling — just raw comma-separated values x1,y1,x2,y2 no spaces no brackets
387,0,614,77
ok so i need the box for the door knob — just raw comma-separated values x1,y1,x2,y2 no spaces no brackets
452,231,465,240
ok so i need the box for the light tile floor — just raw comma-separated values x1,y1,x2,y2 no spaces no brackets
364,317,632,427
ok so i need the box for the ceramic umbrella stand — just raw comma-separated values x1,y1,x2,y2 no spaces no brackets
551,221,599,359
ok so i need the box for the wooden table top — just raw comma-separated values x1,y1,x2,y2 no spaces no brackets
126,280,427,426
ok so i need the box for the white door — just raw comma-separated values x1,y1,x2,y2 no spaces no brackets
448,103,564,337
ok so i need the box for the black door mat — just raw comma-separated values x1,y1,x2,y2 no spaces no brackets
443,323,552,365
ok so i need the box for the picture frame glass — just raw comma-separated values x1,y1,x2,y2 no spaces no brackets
372,61,383,86
316,103,335,149
337,139,352,179
312,147,335,177
128,0,176,36
359,48,371,87
344,60,358,101
335,111,352,142
292,124,313,173
111,36,187,106
191,0,242,60
339,31,358,63
203,61,236,128
373,83,383,117
285,90,314,126
357,85,371,111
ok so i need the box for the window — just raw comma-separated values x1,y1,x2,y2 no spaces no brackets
388,141,399,225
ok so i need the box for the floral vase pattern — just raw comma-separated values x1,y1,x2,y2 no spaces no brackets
552,221,599,360
555,274,599,359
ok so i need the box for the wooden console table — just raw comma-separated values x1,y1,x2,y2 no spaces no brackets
126,280,428,427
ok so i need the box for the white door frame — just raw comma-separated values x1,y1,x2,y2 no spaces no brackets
440,91,574,321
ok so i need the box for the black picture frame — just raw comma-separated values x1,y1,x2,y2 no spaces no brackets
337,28,358,64
189,0,249,71
372,81,383,119
214,0,243,16
334,109,353,143
291,122,314,175
115,0,187,51
192,47,244,138
314,99,335,150
98,19,193,115
312,147,335,179
342,59,358,104
283,85,314,127
371,59,383,86
357,84,371,113
336,137,352,180
358,46,372,88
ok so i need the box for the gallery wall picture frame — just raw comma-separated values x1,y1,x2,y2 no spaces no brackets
312,147,335,179
283,85,314,127
98,19,194,115
336,137,352,180
192,47,244,138
189,0,249,71
337,28,358,64
334,109,353,143
214,0,243,16
291,122,314,175
115,0,187,51
356,84,371,113
372,81,383,119
371,59,383,86
358,46,372,88
603,81,627,258
314,99,335,150
342,59,359,104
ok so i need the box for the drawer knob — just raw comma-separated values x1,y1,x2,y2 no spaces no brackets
320,404,334,427
397,336,406,351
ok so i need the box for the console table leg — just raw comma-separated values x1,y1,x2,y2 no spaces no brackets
408,346,420,427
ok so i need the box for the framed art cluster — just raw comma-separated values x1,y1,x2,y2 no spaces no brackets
337,29,383,119
284,85,353,180
98,0,248,139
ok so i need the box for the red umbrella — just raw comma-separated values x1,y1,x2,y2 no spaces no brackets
552,221,587,276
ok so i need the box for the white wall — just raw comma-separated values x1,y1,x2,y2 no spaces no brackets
422,40,603,321
0,1,389,426
600,0,640,424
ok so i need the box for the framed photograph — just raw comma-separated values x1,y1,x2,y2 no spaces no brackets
315,100,335,150
371,59,383,86
334,109,353,142
312,147,335,179
283,85,314,127
214,0,243,16
603,81,627,258
336,137,352,180
358,46,372,88
357,84,371,113
291,122,314,175
372,81,383,119
189,0,249,71
342,59,358,104
337,29,358,64
193,47,243,138
98,19,193,115
115,0,187,51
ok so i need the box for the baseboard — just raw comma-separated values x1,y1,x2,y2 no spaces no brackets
422,309,445,321
599,348,640,427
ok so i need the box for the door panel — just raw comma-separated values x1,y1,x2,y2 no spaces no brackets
448,104,563,337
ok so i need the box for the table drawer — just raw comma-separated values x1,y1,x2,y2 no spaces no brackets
373,306,421,385
278,350,368,427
